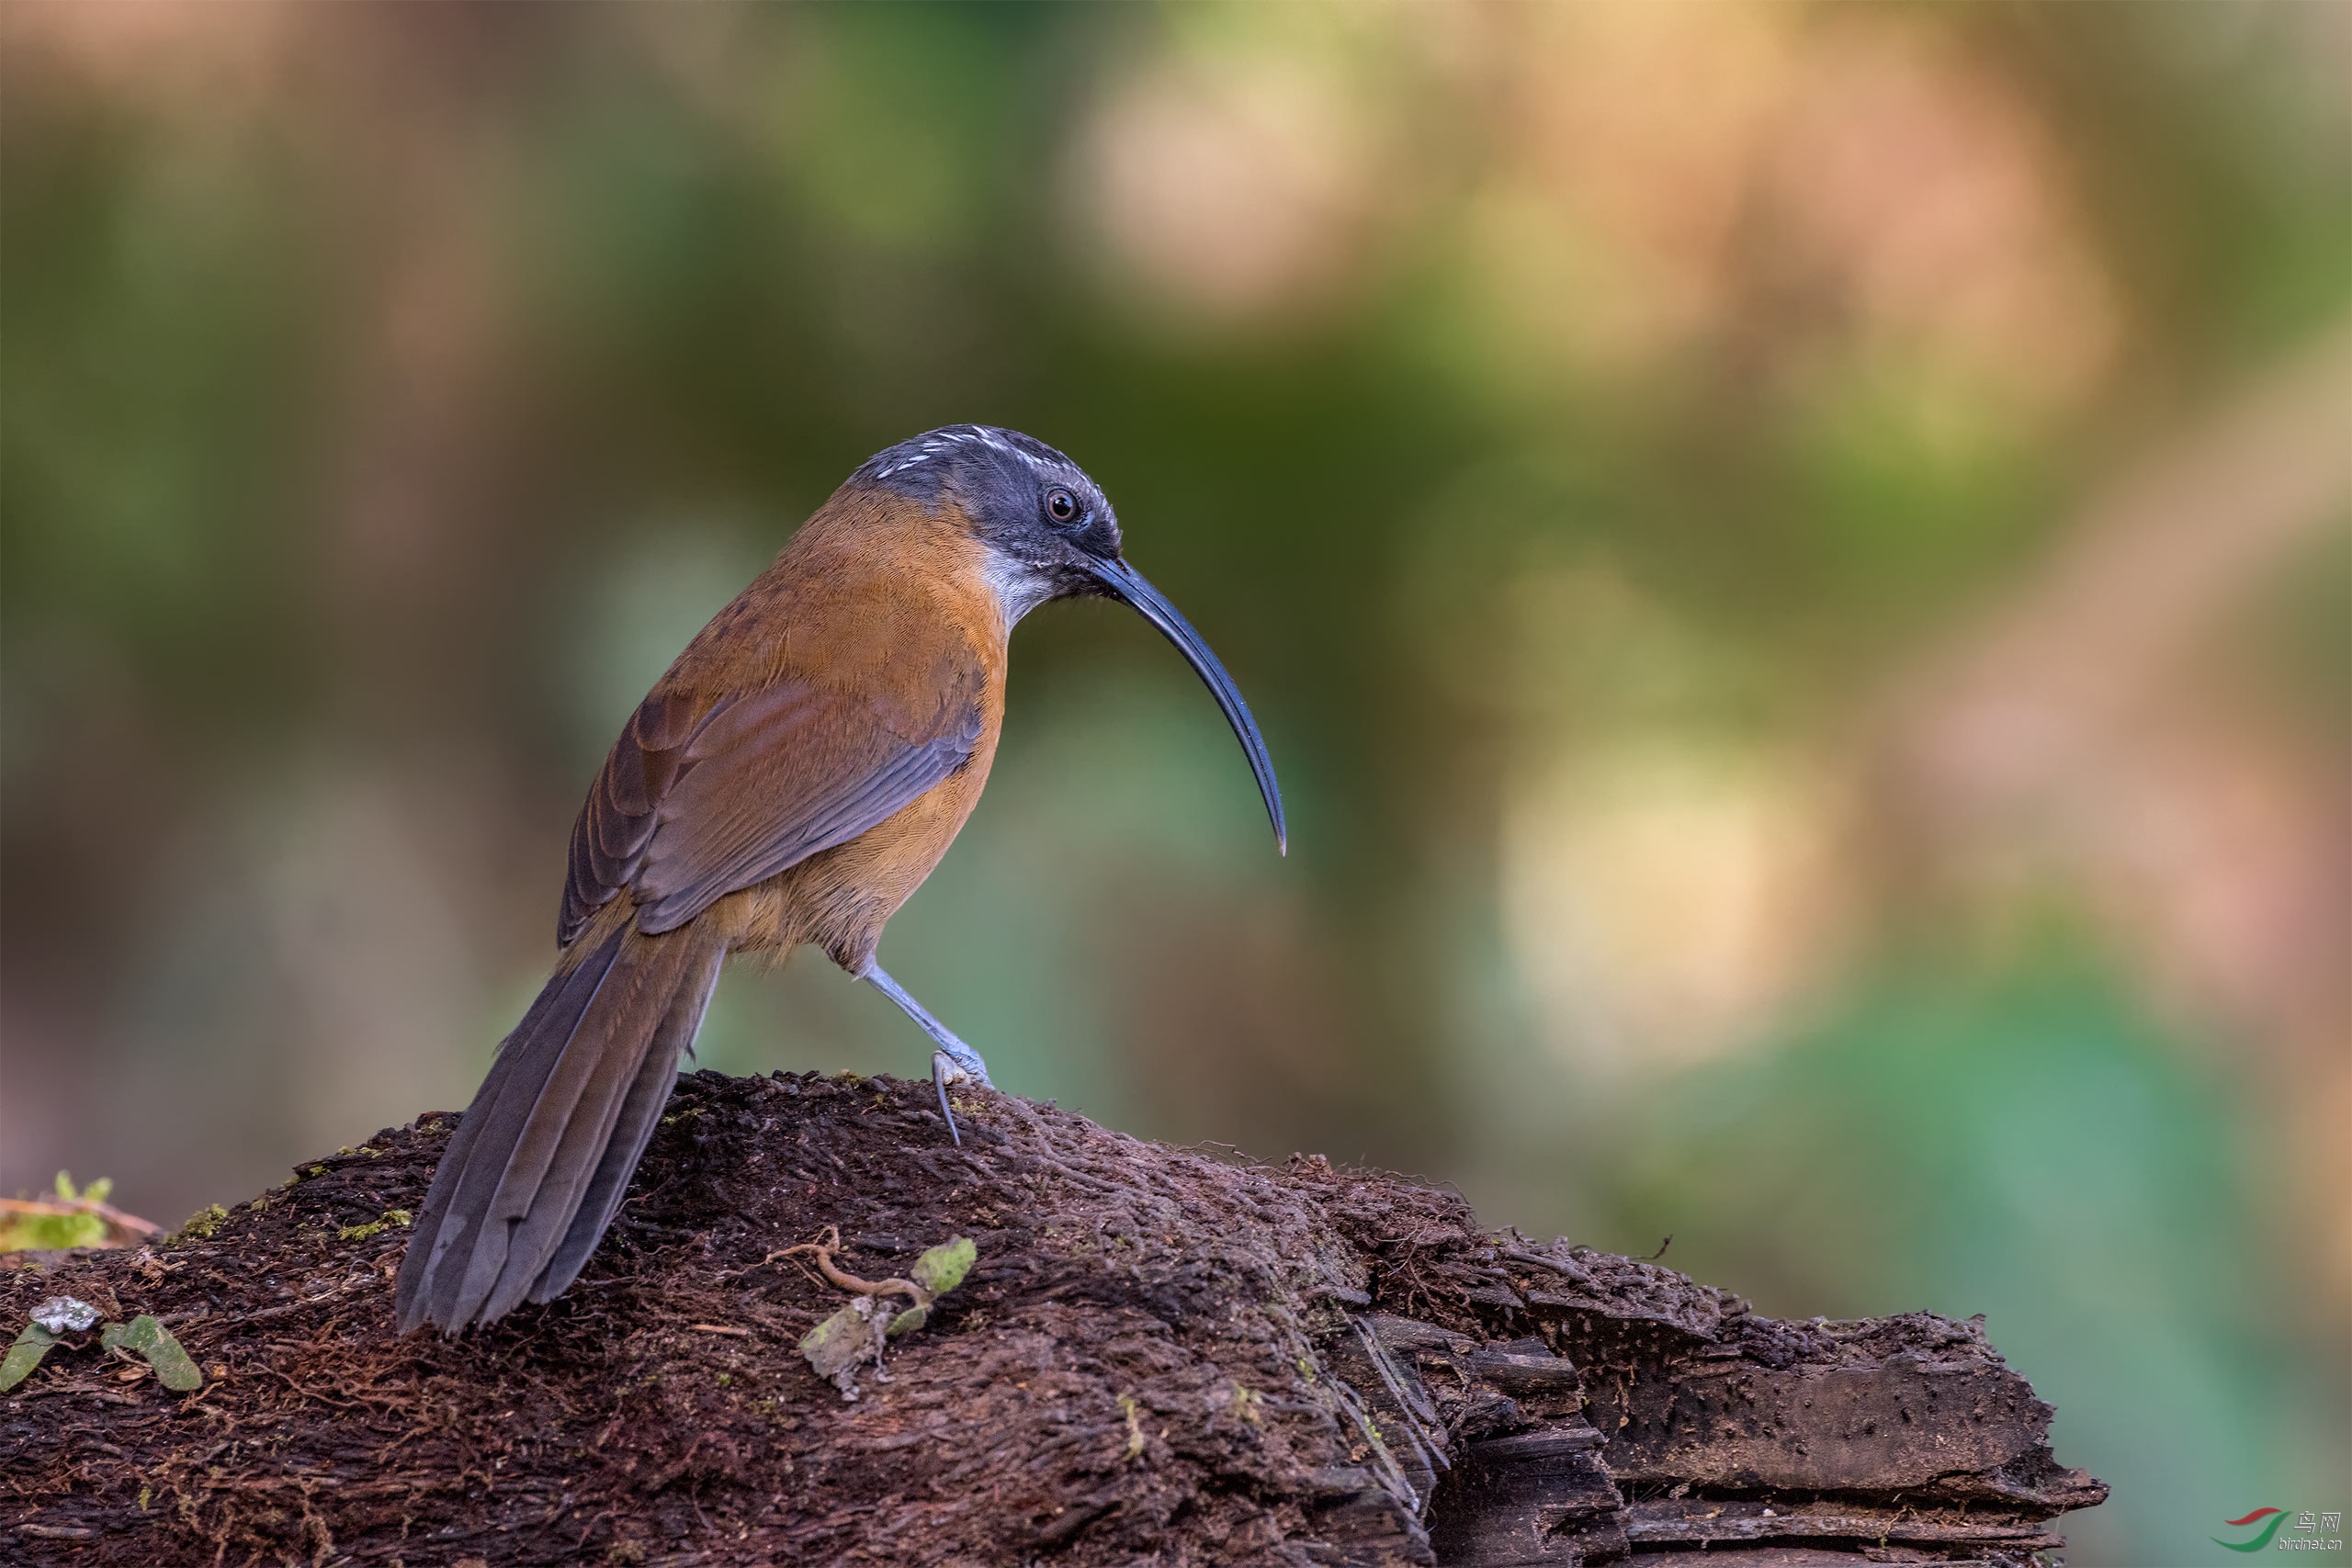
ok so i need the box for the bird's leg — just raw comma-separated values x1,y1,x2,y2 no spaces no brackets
859,964,993,1084
859,963,992,1145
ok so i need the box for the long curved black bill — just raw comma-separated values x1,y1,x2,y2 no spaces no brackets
1085,555,1286,853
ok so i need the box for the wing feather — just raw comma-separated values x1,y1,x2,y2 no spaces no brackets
559,668,985,944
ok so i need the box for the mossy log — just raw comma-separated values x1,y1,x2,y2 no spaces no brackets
2,1069,2105,1566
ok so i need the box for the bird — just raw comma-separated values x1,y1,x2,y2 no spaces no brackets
393,424,1284,1334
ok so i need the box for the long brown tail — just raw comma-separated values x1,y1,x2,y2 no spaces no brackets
394,921,724,1334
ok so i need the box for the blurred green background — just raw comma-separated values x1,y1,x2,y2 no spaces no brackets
3,5,2346,1562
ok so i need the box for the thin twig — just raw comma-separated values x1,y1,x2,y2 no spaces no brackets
756,1227,922,1303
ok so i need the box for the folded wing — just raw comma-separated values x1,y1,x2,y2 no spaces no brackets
560,670,987,945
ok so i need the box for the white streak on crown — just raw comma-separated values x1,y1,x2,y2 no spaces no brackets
872,425,1054,479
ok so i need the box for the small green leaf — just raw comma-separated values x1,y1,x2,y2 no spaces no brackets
886,1305,929,1337
1,1324,57,1392
910,1236,975,1297
100,1315,203,1391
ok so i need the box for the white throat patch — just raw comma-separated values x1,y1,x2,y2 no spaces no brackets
979,547,1058,629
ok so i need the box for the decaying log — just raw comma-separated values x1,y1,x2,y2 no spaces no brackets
1,1069,2104,1565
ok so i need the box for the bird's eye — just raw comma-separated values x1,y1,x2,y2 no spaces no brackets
1045,487,1081,525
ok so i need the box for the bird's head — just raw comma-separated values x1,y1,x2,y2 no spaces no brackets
856,423,1284,853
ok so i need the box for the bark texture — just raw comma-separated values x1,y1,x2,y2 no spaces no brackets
2,1069,2105,1565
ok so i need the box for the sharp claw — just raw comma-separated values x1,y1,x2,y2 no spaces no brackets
932,1051,964,1146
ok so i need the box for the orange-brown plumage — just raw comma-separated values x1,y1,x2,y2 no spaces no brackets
397,425,1282,1334
563,486,1011,972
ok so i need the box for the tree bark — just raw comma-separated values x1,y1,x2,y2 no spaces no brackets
2,1069,2105,1566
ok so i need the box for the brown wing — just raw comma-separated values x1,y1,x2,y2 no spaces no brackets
559,672,986,946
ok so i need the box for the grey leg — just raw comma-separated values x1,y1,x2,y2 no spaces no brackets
859,962,992,1146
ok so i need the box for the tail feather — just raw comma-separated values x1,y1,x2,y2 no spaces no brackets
396,924,627,1331
394,922,722,1334
464,933,701,1326
531,941,721,1305
429,931,634,1329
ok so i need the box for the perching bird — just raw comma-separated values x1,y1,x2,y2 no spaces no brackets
394,425,1283,1334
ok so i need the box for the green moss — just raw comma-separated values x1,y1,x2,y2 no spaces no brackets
0,1172,120,1252
173,1204,229,1243
338,1208,414,1243
1,1208,107,1252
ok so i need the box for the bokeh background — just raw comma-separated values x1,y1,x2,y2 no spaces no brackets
4,4,2346,1561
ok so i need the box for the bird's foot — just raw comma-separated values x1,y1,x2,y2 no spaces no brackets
932,1035,991,1089
860,961,992,1140
932,1051,979,1145
926,1038,989,1146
